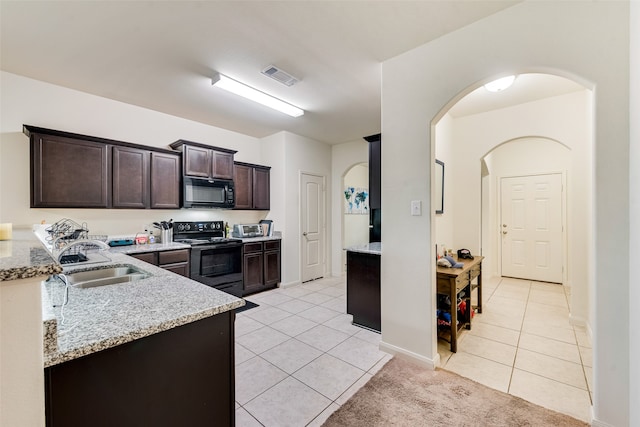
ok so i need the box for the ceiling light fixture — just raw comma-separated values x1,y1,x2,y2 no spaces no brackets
484,75,516,92
211,72,304,117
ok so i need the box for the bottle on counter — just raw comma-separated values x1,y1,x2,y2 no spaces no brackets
225,222,231,238
148,229,155,244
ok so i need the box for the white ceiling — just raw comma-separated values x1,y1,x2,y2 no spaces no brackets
0,1,580,145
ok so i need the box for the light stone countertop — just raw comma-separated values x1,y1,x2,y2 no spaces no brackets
345,242,381,255
239,232,282,243
42,252,244,367
0,228,62,281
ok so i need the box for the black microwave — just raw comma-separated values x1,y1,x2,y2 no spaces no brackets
183,176,235,209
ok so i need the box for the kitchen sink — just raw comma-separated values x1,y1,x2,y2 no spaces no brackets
65,265,151,289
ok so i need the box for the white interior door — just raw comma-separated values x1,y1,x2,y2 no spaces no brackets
301,173,325,282
501,174,563,283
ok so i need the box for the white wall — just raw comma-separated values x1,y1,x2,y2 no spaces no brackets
434,113,454,250
380,2,629,426
628,1,639,421
279,132,332,286
330,139,368,276
0,72,265,234
342,164,369,270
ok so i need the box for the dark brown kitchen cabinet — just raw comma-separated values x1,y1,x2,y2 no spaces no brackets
113,148,180,209
129,248,190,277
365,133,381,210
234,162,271,210
150,152,181,209
365,133,381,243
170,140,236,180
243,243,264,294
24,125,181,210
242,240,280,295
263,240,281,286
29,132,110,208
112,146,150,209
44,310,235,427
346,250,381,332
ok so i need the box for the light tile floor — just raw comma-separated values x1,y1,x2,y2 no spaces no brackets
439,276,593,422
235,275,592,426
235,276,392,427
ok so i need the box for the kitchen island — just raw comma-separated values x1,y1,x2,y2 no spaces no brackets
346,242,381,332
1,229,244,427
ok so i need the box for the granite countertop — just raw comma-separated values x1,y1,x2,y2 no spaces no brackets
0,228,62,281
240,233,282,243
345,242,381,255
42,252,244,367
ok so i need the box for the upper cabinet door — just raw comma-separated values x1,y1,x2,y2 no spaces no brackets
212,151,234,179
31,134,110,208
253,167,270,210
150,152,181,209
233,163,253,209
184,145,211,178
112,145,150,209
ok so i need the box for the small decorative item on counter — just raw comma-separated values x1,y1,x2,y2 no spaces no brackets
0,223,12,240
135,232,148,245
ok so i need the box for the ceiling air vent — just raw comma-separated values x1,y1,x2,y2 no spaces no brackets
261,65,299,87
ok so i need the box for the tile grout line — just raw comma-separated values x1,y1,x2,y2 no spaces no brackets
507,279,533,393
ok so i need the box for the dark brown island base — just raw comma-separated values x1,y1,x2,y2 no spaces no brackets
346,243,381,333
44,311,235,427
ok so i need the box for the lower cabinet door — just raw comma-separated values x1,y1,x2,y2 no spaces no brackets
264,250,281,286
162,262,190,277
243,252,264,294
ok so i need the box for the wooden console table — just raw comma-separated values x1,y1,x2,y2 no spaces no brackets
436,255,483,352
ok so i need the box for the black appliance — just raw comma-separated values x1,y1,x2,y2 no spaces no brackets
173,221,243,297
183,176,235,209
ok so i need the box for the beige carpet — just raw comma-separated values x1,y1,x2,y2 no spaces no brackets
323,357,588,427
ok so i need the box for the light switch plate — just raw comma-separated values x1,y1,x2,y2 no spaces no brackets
411,200,422,216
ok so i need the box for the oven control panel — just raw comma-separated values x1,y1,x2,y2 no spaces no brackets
175,221,223,233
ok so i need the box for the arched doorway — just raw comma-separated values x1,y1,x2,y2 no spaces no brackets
432,72,594,421
341,162,370,272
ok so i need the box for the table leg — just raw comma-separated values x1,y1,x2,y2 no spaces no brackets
449,277,458,353
477,262,483,313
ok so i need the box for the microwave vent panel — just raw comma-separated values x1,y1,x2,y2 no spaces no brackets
261,65,299,87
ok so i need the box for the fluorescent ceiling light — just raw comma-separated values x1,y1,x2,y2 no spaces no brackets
211,72,304,117
484,75,516,92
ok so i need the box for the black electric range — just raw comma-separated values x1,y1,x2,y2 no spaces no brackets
173,221,243,297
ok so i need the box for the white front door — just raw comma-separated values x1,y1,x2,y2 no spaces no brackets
501,173,563,283
301,173,325,282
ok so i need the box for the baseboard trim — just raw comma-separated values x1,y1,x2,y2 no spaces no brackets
279,280,301,288
379,341,439,370
590,415,613,427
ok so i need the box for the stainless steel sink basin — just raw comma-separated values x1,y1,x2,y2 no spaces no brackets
65,265,150,289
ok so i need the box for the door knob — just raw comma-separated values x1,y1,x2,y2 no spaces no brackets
303,232,308,236
502,224,507,227
503,231,508,235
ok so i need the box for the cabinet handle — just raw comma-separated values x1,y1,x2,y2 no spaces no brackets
503,231,508,235
302,232,308,236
